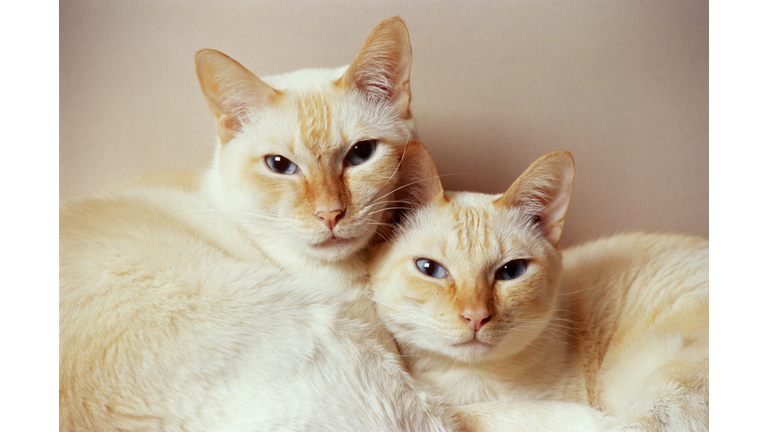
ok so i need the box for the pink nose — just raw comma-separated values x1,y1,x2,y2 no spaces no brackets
315,209,345,230
461,307,491,332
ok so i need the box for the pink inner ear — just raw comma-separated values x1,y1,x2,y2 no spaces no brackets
344,18,411,109
350,53,399,101
363,80,396,102
498,151,574,246
212,97,254,145
196,49,281,142
218,100,249,133
348,53,403,103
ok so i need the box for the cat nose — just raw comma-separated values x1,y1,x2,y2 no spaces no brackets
315,209,346,230
461,307,491,332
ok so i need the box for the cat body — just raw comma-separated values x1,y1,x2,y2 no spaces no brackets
370,144,708,431
60,19,463,431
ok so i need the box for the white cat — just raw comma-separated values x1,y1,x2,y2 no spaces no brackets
60,18,466,431
370,142,708,431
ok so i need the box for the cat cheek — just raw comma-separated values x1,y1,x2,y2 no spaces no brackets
242,175,287,211
349,167,393,197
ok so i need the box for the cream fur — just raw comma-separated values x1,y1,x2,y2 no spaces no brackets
370,148,708,431
60,18,465,431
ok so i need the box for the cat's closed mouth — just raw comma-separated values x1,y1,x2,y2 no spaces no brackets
455,337,491,349
313,235,357,248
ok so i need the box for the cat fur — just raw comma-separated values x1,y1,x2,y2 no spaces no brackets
370,143,708,431
60,18,465,432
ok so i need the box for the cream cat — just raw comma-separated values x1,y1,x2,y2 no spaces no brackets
60,18,466,431
370,142,709,431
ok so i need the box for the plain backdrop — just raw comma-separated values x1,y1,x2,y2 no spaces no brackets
59,0,708,248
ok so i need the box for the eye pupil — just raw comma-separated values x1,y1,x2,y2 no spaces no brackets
273,156,288,171
423,261,436,276
265,155,298,175
345,140,377,166
496,259,527,281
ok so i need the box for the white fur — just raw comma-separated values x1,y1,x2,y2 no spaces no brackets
60,18,465,431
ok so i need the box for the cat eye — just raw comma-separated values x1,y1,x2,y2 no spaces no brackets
265,155,299,175
414,258,449,279
345,140,377,166
495,259,527,281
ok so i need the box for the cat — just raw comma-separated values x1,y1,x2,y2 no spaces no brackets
369,142,709,431
59,18,468,431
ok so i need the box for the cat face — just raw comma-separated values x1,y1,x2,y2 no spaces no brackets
195,18,414,262
370,143,574,364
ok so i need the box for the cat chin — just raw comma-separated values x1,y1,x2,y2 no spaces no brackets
305,235,367,261
311,235,358,248
304,219,385,261
415,332,497,364
443,331,531,364
446,341,495,364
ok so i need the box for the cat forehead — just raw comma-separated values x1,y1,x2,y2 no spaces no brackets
260,66,348,92
240,79,403,158
399,191,532,258
410,191,505,228
444,190,503,206
442,192,512,236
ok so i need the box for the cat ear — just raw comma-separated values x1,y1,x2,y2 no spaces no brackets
498,151,575,247
396,140,445,206
342,17,412,116
374,141,443,242
195,49,281,145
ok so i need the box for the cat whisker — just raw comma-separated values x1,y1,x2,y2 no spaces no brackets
504,319,579,347
504,326,574,348
354,224,388,243
362,294,445,328
366,205,418,216
174,208,286,224
368,174,454,207
364,199,421,211
558,286,601,296
371,129,414,198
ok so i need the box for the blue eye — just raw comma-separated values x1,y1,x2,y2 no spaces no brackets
265,155,299,175
495,259,527,281
345,140,377,166
415,258,449,279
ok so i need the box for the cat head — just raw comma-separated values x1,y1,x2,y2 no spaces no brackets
195,17,414,262
370,142,574,364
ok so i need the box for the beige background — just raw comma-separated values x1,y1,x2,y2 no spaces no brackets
59,0,708,248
